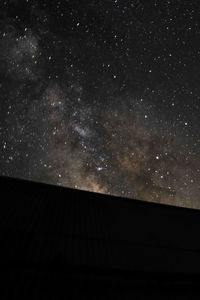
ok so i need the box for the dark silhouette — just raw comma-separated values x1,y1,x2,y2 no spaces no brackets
1,175,200,299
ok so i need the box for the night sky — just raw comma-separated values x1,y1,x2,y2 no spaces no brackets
1,0,200,209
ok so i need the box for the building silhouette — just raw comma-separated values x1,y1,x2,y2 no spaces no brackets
1,175,200,298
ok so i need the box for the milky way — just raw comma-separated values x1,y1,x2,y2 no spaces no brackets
1,0,200,209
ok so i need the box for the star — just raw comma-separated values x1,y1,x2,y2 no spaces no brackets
0,0,200,209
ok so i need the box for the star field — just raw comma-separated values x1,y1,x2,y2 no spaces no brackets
0,0,200,208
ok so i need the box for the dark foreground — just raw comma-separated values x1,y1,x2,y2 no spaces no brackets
1,176,200,298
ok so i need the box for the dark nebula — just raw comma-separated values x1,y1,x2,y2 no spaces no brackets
1,0,200,208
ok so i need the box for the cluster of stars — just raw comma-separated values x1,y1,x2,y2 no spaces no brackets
0,0,200,208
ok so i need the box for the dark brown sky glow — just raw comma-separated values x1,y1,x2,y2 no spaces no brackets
1,0,200,209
